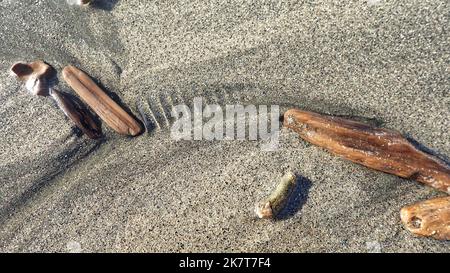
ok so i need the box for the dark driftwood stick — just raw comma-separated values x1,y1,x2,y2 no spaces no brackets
400,196,450,240
50,89,102,139
283,109,450,194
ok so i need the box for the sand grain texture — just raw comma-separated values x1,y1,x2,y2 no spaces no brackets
0,0,449,252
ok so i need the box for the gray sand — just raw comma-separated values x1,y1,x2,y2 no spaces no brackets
0,0,449,252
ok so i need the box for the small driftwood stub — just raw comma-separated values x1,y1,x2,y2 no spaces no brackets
255,172,297,219
400,196,450,240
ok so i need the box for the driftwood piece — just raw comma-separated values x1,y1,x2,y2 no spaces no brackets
255,172,297,219
400,196,450,240
10,61,101,139
283,109,450,194
50,89,102,139
10,61,56,96
62,65,142,136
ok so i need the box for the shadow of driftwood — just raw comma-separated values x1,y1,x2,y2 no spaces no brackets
91,0,120,11
276,175,313,220
405,135,450,166
0,139,105,227
60,91,104,138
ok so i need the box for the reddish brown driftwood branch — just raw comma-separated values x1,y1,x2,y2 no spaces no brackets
400,196,450,240
62,65,142,136
283,109,450,194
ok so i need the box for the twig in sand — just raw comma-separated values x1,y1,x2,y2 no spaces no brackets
255,172,297,219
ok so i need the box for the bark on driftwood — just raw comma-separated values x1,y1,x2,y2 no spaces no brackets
283,109,450,194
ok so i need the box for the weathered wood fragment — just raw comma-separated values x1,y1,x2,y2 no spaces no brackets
400,196,450,240
62,65,142,136
283,109,450,193
255,172,297,219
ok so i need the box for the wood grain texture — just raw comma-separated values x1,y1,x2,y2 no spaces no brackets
283,109,450,193
400,196,450,240
62,65,142,136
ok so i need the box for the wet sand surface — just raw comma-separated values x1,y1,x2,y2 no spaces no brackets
0,0,449,252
